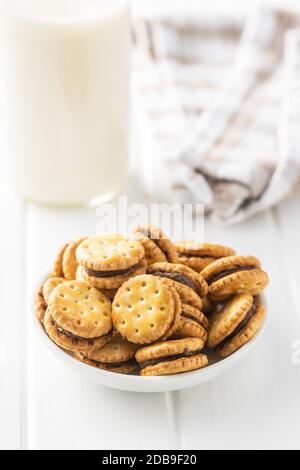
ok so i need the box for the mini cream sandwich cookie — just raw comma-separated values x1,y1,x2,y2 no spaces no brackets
53,243,68,278
76,337,139,374
112,275,182,345
76,266,117,300
176,304,209,343
44,281,112,353
52,237,87,279
43,277,65,304
34,286,48,324
132,225,179,266
201,255,269,301
170,281,203,311
173,316,208,342
175,241,236,272
35,277,65,323
147,262,208,299
76,236,146,290
182,304,208,329
62,237,87,280
136,338,208,376
207,294,266,358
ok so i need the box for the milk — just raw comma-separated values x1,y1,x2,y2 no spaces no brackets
0,0,130,205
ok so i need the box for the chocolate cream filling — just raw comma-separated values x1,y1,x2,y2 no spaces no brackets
217,305,257,349
179,253,215,260
152,271,198,293
53,319,101,345
140,348,202,370
84,263,140,279
208,266,256,285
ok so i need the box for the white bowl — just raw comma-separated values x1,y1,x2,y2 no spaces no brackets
32,281,268,393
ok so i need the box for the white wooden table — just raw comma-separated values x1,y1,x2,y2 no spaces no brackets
1,0,300,451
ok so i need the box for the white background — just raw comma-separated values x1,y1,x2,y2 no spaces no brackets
1,0,300,450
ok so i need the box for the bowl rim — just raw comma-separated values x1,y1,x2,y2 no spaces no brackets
31,275,268,388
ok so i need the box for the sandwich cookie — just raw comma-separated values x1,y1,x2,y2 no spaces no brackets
76,236,146,290
173,317,208,342
62,237,87,280
175,241,236,272
147,262,208,299
44,281,112,353
43,277,65,304
112,275,182,345
201,256,269,301
132,225,179,266
170,281,203,311
181,304,209,330
136,337,208,376
76,266,117,301
207,294,266,358
76,337,139,374
34,286,47,323
52,238,87,279
35,277,66,323
53,243,68,278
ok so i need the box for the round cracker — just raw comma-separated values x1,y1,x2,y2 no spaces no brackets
86,337,139,363
182,304,209,330
112,275,178,345
159,280,182,341
169,280,202,310
208,269,269,302
147,262,208,298
216,304,266,358
62,237,87,280
34,286,47,323
44,310,112,353
76,236,145,271
48,281,112,338
43,277,65,304
140,354,208,376
175,241,236,259
52,243,68,277
174,317,208,342
133,225,179,264
79,258,147,290
201,255,262,283
136,337,205,363
207,294,254,348
177,254,215,273
130,231,167,266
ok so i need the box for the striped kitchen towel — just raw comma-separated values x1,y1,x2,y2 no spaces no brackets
133,8,300,224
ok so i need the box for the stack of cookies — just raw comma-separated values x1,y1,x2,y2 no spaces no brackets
35,225,269,377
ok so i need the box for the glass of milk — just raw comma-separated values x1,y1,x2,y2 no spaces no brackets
0,0,131,205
